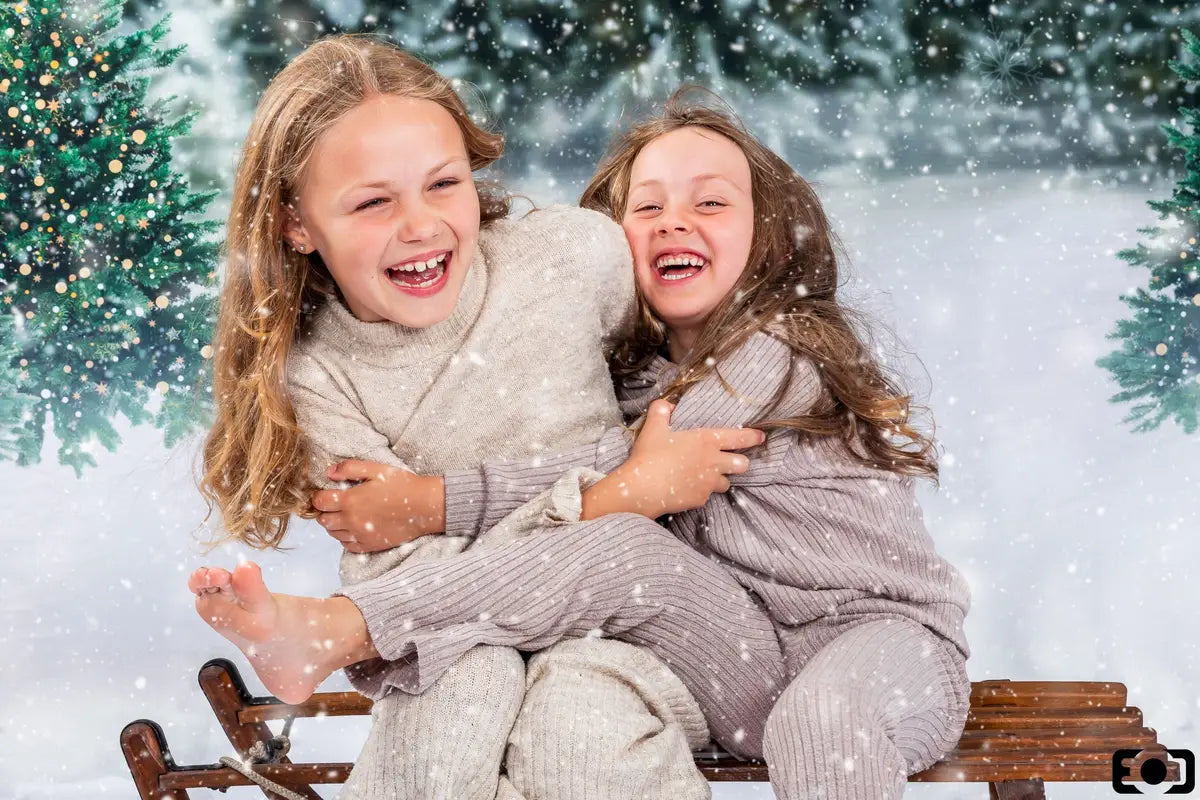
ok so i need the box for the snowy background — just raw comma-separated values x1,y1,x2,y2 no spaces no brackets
3,1,1199,798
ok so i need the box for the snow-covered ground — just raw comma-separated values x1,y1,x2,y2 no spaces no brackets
3,168,1195,799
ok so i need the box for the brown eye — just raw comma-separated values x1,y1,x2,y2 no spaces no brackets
356,198,386,211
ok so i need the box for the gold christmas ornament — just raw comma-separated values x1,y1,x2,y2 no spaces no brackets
131,129,146,144
154,295,169,309
19,263,31,275
155,381,169,394
108,159,122,173
1155,343,1168,356
200,345,214,359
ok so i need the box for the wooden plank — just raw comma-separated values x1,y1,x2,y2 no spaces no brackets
963,707,1142,730
238,691,372,724
970,681,1127,708
954,726,1159,750
944,747,1159,765
158,763,354,790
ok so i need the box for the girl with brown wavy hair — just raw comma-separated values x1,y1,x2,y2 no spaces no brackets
188,36,788,799
572,88,973,798
557,89,972,798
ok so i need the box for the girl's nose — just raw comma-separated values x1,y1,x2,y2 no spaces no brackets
656,214,692,235
396,206,439,242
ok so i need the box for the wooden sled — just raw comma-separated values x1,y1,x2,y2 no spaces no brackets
121,658,1180,799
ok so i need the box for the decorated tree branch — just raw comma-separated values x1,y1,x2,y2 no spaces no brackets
0,0,219,473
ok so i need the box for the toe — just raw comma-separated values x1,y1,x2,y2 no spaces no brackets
230,561,272,610
187,568,205,594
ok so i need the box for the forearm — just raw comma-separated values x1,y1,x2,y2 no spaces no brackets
442,426,633,536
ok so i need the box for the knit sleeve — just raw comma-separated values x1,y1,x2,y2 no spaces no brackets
667,331,824,433
287,357,411,492
443,426,634,537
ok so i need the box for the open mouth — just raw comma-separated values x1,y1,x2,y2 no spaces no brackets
653,252,709,282
385,251,449,293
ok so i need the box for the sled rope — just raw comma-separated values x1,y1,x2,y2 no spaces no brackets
218,717,309,800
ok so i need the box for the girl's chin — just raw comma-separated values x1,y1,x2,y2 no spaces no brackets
649,304,719,331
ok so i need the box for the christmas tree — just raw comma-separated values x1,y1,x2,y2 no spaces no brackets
1097,29,1200,434
0,0,219,474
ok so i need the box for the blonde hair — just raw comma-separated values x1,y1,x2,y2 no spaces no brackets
581,87,939,482
200,34,509,549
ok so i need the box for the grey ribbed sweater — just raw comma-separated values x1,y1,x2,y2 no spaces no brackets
443,330,972,664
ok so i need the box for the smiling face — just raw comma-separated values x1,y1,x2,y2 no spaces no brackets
283,93,480,327
621,127,755,354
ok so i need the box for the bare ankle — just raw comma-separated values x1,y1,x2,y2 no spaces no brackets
327,595,379,665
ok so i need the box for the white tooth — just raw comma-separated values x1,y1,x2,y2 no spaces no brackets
425,257,438,269
436,253,447,263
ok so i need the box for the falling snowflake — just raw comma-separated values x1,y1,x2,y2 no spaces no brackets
165,327,180,341
965,27,1040,101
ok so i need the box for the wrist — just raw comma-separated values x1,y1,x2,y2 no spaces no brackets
581,466,646,520
422,475,447,535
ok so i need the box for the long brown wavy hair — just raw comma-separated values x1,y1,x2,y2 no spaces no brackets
580,88,939,481
200,35,510,550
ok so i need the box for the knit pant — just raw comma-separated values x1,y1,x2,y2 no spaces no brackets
506,637,712,800
763,617,970,800
337,511,786,759
340,644,526,800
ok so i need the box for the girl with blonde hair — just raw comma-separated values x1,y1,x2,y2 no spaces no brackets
191,36,785,799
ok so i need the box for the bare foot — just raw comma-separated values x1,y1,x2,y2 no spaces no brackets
188,561,375,704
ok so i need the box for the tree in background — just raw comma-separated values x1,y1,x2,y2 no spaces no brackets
962,3,1200,165
217,0,1200,172
1098,30,1200,434
0,0,219,474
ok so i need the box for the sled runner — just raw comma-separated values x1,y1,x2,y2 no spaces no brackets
121,658,1179,799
